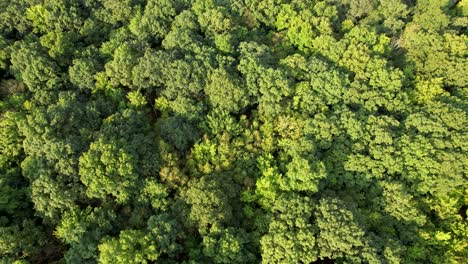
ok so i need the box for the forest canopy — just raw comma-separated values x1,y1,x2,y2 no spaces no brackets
0,0,467,263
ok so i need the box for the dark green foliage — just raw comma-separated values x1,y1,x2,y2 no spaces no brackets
0,0,36,35
10,41,62,92
130,0,187,43
0,0,466,263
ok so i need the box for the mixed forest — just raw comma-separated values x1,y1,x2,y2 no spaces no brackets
0,0,467,263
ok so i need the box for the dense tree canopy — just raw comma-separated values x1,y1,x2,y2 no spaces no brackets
0,0,467,263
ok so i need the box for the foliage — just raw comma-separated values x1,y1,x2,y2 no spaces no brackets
0,0,466,263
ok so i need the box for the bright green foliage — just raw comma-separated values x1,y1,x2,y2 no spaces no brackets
55,207,117,262
138,179,169,210
80,137,140,203
413,77,447,103
281,155,325,192
260,193,317,263
276,2,337,50
79,109,160,203
0,0,466,263
126,90,147,108
281,54,349,115
402,29,467,89
98,213,182,263
243,0,285,26
380,181,426,225
412,0,450,32
39,30,80,64
98,229,160,263
26,0,85,33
